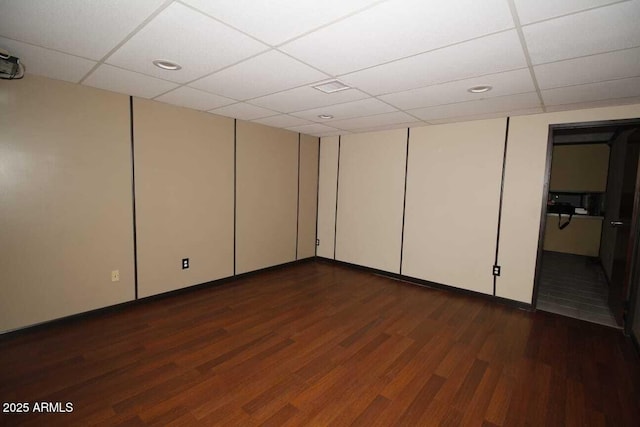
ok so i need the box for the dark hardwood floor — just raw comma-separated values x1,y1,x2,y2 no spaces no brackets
1,261,639,426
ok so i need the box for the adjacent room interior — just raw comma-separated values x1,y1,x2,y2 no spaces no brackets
538,123,640,328
1,1,640,425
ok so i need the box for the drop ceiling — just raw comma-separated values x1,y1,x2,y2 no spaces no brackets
1,0,639,137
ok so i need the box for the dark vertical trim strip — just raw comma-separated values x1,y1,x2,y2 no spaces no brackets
399,128,410,275
233,119,237,276
334,136,341,260
314,138,321,256
296,134,301,260
493,117,510,297
129,96,138,300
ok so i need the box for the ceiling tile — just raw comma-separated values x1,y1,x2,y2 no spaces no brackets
155,86,235,111
280,0,513,75
106,2,268,83
252,115,313,128
209,102,278,120
541,77,640,106
545,96,640,112
379,68,535,110
0,37,96,83
189,50,328,100
408,92,541,121
329,111,420,131
83,64,178,98
514,0,620,25
181,0,381,45
291,98,397,122
534,47,640,89
427,107,543,124
286,123,340,136
249,86,370,113
340,31,527,95
523,1,640,65
0,0,166,60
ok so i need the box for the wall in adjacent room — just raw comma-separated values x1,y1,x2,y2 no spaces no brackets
550,144,609,192
0,75,135,332
544,143,609,257
543,216,603,257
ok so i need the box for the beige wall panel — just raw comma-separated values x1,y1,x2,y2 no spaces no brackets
133,99,234,298
298,134,319,259
499,104,640,303
236,121,298,273
0,75,134,332
543,216,603,256
550,144,610,192
336,129,407,273
316,137,339,258
403,119,506,294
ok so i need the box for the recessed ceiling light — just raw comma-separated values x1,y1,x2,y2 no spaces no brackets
152,59,182,71
312,80,351,93
468,85,492,93
318,114,334,119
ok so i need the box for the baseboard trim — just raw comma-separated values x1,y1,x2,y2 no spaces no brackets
233,257,314,281
315,256,532,311
0,258,314,339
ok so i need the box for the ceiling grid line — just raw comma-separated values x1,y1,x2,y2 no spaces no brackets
272,0,392,48
78,0,176,84
507,0,546,112
519,0,630,27
93,61,186,86
534,44,640,68
176,0,277,48
0,34,98,66
543,74,640,92
332,28,516,81
371,66,531,98
149,47,273,100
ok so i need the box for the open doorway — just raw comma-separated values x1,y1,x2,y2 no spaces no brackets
533,119,640,329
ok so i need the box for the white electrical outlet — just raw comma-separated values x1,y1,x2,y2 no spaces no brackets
111,270,120,282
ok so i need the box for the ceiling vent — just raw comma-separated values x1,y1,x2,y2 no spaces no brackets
312,80,351,93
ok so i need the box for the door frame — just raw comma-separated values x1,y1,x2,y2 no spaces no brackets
531,118,640,325
622,128,640,338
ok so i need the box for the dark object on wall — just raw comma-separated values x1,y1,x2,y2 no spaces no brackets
548,202,575,229
0,51,25,79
